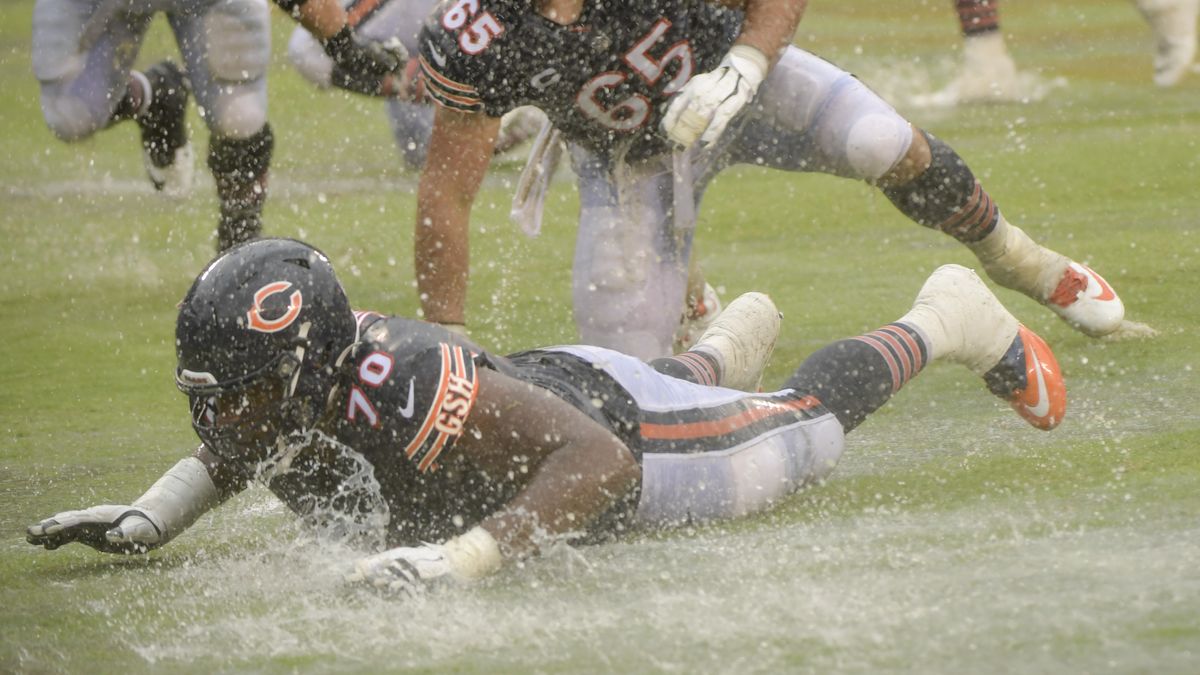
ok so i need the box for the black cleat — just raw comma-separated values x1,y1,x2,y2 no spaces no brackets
138,60,194,195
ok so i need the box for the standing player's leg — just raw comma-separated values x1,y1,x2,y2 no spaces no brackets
569,147,698,360
877,129,1124,337
734,47,1125,337
173,0,272,251
32,0,194,193
1134,0,1200,86
930,0,1020,106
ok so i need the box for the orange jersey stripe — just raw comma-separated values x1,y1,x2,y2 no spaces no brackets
425,81,485,110
418,56,481,97
404,344,452,459
418,431,449,473
640,395,821,441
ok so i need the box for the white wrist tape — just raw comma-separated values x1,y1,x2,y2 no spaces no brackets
725,44,770,89
131,456,219,543
442,526,503,580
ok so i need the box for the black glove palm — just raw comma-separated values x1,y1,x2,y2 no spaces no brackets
27,505,163,555
322,26,408,96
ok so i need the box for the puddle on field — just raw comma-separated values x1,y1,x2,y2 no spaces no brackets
60,479,1194,673
25,362,1199,672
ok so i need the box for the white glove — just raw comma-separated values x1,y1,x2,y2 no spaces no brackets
26,505,165,554
26,457,217,555
345,526,503,594
345,543,453,594
661,45,770,148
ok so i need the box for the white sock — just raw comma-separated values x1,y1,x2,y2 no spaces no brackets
967,215,1069,301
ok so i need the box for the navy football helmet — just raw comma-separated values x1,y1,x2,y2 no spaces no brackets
175,238,356,466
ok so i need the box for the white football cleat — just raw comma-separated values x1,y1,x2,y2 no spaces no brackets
674,282,723,352
138,61,194,197
906,265,1019,376
1135,0,1200,86
144,143,195,199
968,217,1124,338
1044,262,1125,338
903,264,1065,429
690,291,781,391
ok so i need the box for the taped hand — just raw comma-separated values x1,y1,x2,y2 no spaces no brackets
27,505,164,554
345,544,453,594
661,45,770,148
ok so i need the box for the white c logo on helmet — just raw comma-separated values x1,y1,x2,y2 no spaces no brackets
247,281,303,333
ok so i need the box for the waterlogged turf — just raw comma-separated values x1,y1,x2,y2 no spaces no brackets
1,1,1198,672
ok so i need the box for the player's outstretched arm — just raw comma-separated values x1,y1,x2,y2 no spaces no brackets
415,107,502,331
26,447,237,555
465,369,642,560
663,0,807,147
347,367,641,592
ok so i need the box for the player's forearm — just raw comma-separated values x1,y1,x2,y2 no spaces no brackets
479,436,641,560
275,0,346,40
415,181,473,325
728,0,806,63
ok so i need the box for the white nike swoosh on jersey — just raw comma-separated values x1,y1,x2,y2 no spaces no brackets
1024,346,1050,419
427,41,447,69
398,377,416,418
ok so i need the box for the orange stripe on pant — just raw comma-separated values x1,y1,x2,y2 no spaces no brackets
639,395,821,441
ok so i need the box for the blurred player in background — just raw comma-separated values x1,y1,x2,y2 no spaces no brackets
27,238,1065,593
929,0,1198,106
32,0,405,250
412,0,1126,361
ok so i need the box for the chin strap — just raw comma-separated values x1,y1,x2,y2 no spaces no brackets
285,321,311,398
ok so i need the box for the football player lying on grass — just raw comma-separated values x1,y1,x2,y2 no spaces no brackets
27,238,1065,593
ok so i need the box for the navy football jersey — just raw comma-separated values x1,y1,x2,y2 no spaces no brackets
223,314,828,546
261,312,646,545
417,0,742,159
264,312,509,545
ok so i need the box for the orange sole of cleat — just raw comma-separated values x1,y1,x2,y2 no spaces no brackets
1008,325,1066,430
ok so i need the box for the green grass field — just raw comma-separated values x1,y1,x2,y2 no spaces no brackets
2,1,1198,672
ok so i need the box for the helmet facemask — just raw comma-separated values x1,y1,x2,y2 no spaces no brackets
175,238,358,473
178,323,320,469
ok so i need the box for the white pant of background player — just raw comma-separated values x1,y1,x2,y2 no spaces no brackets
33,0,269,145
571,46,913,360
